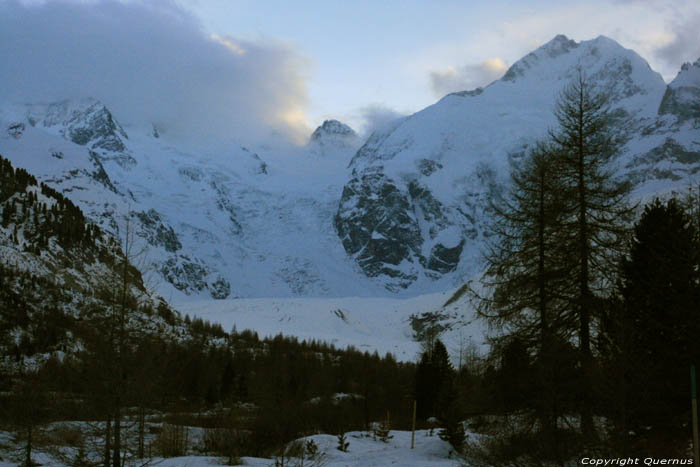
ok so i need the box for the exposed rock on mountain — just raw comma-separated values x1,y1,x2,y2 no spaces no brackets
335,35,698,290
659,58,700,125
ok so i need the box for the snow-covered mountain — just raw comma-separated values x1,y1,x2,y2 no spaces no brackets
335,35,699,291
1,35,698,302
0,99,382,301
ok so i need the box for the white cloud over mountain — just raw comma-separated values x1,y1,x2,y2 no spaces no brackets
0,0,311,145
429,58,508,97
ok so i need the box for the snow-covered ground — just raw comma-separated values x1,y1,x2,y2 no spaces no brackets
245,430,464,467
178,288,487,362
0,429,467,467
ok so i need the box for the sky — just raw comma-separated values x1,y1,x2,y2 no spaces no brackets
1,0,699,146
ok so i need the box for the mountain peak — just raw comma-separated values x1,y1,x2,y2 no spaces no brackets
591,34,618,45
673,57,700,87
23,98,131,162
502,34,579,81
500,34,664,106
309,120,360,157
659,57,700,122
311,120,357,141
540,34,578,56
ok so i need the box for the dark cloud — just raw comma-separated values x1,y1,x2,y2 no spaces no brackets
0,0,310,145
429,59,508,98
653,13,700,70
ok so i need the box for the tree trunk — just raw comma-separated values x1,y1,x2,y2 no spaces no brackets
104,415,111,467
138,406,145,459
538,168,547,351
577,96,595,440
112,401,120,467
24,424,32,467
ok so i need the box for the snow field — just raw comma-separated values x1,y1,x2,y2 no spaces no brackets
179,289,487,363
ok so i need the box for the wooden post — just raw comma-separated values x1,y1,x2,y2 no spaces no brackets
411,400,417,449
692,364,699,467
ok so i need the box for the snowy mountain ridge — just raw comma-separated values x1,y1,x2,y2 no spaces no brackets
336,34,698,290
0,98,384,302
1,34,698,303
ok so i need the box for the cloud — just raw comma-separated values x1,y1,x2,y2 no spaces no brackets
429,58,507,98
653,12,700,69
356,104,407,136
0,0,311,146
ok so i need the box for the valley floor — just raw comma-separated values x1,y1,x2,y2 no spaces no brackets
177,290,487,363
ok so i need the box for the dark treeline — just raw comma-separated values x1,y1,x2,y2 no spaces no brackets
2,322,416,460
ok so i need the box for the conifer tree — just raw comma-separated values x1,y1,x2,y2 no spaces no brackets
550,70,634,438
613,199,700,451
480,139,573,431
414,339,454,421
481,140,570,351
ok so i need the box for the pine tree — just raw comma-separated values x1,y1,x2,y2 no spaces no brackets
481,140,570,352
414,351,435,419
681,182,700,238
480,139,574,432
613,198,700,452
497,337,531,411
550,70,634,438
414,339,454,420
336,431,349,452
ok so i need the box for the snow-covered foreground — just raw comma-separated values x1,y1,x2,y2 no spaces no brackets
115,430,463,467
284,430,462,467
178,289,486,362
0,429,467,466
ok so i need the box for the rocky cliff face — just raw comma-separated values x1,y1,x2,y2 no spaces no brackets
658,58,700,125
335,166,474,290
27,98,135,167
